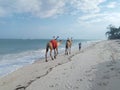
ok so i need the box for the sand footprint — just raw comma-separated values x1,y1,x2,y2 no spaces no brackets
85,69,92,73
77,79,83,82
15,85,25,90
88,78,94,82
102,75,110,79
97,81,109,86
49,85,54,88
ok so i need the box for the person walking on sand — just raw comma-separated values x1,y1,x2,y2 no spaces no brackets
79,42,81,51
65,38,72,55
45,36,62,62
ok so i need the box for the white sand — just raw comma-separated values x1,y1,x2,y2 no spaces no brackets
0,40,120,90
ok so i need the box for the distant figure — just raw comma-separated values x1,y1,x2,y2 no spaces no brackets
79,42,81,51
45,36,62,62
65,38,72,55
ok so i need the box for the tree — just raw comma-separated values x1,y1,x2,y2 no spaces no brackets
106,25,120,39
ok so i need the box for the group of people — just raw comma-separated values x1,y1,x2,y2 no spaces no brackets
45,36,81,62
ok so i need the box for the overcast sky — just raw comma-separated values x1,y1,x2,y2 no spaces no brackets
0,0,120,39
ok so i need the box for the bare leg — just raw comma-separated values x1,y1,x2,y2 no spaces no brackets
65,49,66,55
65,48,68,55
45,52,48,62
65,47,66,55
45,43,49,62
65,43,68,55
56,47,58,55
50,49,54,60
54,49,57,59
69,47,71,54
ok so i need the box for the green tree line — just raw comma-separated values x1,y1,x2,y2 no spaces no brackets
106,25,120,39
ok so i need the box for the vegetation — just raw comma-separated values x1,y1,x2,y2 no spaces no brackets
106,25,120,39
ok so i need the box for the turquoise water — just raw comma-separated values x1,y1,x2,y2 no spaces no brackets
0,39,94,77
0,39,49,55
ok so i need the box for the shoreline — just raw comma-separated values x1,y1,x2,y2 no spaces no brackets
0,40,120,90
0,39,92,78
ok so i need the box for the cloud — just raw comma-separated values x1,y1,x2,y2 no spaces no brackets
0,0,66,18
0,7,6,17
0,0,106,18
35,0,66,18
78,12,120,26
69,0,106,13
13,0,66,18
0,0,13,17
14,0,42,14
106,1,117,8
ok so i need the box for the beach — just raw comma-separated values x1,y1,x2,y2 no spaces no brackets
0,40,120,90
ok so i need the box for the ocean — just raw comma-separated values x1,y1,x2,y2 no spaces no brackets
0,39,95,77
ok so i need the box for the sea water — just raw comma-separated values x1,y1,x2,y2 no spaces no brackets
0,39,95,77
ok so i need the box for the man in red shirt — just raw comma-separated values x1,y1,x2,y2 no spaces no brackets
50,36,59,49
50,39,57,49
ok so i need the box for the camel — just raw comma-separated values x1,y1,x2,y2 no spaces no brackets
45,39,62,62
65,38,72,55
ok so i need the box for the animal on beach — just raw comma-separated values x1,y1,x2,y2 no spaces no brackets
45,37,62,62
65,38,72,55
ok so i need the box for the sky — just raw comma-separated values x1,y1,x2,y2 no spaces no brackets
0,0,120,39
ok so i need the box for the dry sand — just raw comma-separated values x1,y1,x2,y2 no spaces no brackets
0,40,120,90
